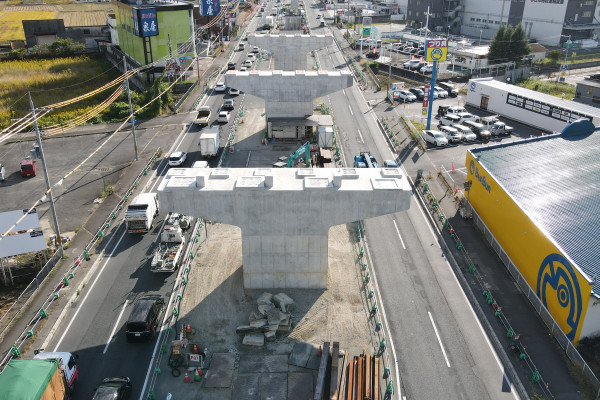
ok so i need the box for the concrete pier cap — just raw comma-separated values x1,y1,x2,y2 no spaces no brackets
248,33,334,70
225,70,352,118
157,167,412,289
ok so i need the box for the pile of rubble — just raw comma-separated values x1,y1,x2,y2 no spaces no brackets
237,292,295,347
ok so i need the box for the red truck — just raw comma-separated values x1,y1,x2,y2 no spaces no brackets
21,158,36,177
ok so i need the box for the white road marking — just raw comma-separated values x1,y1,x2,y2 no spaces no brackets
52,228,127,351
428,311,451,368
348,105,353,116
103,300,128,354
342,89,346,96
245,151,252,167
153,216,168,244
392,220,406,250
357,129,365,144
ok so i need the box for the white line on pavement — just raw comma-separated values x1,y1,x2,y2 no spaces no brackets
348,105,353,116
53,228,127,351
103,300,128,354
342,89,346,96
245,151,252,167
357,129,365,144
428,311,451,368
392,220,406,250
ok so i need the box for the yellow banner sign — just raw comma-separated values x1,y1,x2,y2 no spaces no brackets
426,39,448,62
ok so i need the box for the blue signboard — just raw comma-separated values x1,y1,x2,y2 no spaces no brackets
139,8,158,37
200,0,220,16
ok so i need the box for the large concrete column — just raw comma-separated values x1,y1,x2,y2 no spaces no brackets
225,70,352,118
248,34,333,70
157,168,412,289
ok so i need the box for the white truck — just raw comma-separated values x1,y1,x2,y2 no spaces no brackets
194,106,212,127
150,214,190,272
125,193,159,233
199,126,220,158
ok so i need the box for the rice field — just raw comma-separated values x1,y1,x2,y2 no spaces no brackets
0,55,120,128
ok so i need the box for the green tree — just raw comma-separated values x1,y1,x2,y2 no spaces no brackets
487,24,506,64
48,38,85,56
508,23,531,62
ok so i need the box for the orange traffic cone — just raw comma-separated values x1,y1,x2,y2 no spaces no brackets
452,163,455,173
197,366,203,376
261,138,265,144
186,323,191,334
184,371,190,383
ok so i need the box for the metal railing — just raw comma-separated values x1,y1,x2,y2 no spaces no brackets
218,105,246,167
0,148,162,370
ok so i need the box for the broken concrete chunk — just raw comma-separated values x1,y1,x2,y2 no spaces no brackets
250,319,268,328
258,304,273,316
236,325,267,333
249,311,261,322
257,292,273,306
267,307,283,325
278,311,291,326
243,333,265,346
273,292,295,312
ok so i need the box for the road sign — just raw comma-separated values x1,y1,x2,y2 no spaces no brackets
422,107,428,116
362,27,371,37
562,64,568,70
422,85,430,109
425,39,447,62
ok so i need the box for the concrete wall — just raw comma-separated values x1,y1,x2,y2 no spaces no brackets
157,168,412,288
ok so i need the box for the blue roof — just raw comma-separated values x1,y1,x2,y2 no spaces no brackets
469,120,600,294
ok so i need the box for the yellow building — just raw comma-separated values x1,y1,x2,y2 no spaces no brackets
465,119,599,344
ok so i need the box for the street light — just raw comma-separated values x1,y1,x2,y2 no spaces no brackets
479,29,483,46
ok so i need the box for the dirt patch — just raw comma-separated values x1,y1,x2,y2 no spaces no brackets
180,222,376,357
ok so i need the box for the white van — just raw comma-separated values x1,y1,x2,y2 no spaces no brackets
34,351,79,391
438,114,461,127
440,125,462,143
453,124,477,142
446,105,467,115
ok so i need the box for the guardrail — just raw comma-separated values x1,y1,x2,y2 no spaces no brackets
0,148,162,370
218,105,246,167
417,178,555,399
175,81,199,113
364,61,381,91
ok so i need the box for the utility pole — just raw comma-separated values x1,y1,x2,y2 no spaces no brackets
387,16,392,102
123,56,139,161
558,35,572,82
29,92,62,249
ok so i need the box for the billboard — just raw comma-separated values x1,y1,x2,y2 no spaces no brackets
133,8,159,37
0,209,46,258
425,38,447,62
200,0,221,16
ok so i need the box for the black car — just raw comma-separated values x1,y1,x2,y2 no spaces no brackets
227,62,236,70
92,377,132,400
125,295,165,342
438,81,459,97
408,87,424,100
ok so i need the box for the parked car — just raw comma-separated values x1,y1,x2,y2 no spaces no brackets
20,158,36,177
92,377,132,400
420,64,434,74
433,86,449,98
437,104,454,118
453,125,478,142
422,130,448,147
438,114,461,127
446,105,467,115
463,120,492,141
125,295,165,342
456,112,479,124
416,49,425,57
403,60,422,70
223,99,235,110
229,88,240,96
383,160,399,168
214,81,227,92
439,125,463,143
168,151,187,167
438,81,459,97
217,111,231,123
409,87,425,100
397,90,417,102
419,86,438,99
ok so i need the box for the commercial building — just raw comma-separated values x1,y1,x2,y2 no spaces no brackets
574,74,600,108
407,0,600,47
466,77,600,133
465,119,600,343
113,0,195,69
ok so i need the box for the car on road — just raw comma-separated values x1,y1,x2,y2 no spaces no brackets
92,377,132,400
223,99,235,110
440,125,463,143
247,53,256,61
168,151,187,167
227,62,236,70
214,81,227,92
397,90,417,102
433,86,449,98
453,125,478,142
422,130,448,147
403,60,422,70
420,64,433,74
218,111,231,123
240,66,248,72
383,160,399,168
229,88,240,96
408,87,424,100
125,295,165,342
243,59,253,68
252,46,260,53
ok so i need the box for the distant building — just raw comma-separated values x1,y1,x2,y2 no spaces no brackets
113,0,195,70
528,43,547,63
448,45,489,71
406,0,600,47
574,74,600,108
22,11,110,50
